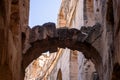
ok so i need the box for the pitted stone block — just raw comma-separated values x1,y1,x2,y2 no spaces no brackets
42,22,57,39
57,27,68,40
29,26,42,42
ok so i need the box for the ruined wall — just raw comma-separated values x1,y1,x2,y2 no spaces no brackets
113,0,120,65
0,0,29,80
86,0,120,80
41,0,96,80
57,0,96,80
111,0,120,79
0,0,119,80
73,0,120,80
45,0,120,80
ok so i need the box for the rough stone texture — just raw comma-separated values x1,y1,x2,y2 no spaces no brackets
78,53,96,80
23,22,102,70
59,0,120,80
47,49,70,80
112,0,120,79
0,0,120,80
41,0,97,80
24,52,58,80
40,0,120,80
69,50,78,80
0,0,29,80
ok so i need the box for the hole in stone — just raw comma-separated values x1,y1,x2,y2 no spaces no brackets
23,3,25,6
92,71,99,80
22,32,26,49
11,0,18,4
111,63,120,80
96,8,99,12
57,69,62,80
106,0,114,25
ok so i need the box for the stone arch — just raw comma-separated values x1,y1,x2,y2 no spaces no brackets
22,22,102,76
57,69,62,80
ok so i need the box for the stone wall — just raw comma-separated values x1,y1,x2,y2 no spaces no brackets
57,0,96,80
47,49,70,80
44,0,120,80
0,0,29,80
0,0,120,80
40,0,96,80
65,0,120,80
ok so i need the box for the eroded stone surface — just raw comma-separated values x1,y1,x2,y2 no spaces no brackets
0,0,120,80
0,0,29,80
22,22,102,70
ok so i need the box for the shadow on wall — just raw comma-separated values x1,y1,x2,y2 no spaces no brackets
111,63,120,80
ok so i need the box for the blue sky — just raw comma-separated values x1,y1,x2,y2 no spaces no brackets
29,0,62,27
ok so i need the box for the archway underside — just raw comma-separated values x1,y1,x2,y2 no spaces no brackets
22,22,102,70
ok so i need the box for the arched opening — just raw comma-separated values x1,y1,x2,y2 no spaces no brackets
57,69,62,80
24,0,101,79
23,22,102,79
111,63,120,80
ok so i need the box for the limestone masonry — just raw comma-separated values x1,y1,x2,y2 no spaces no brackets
0,0,120,80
